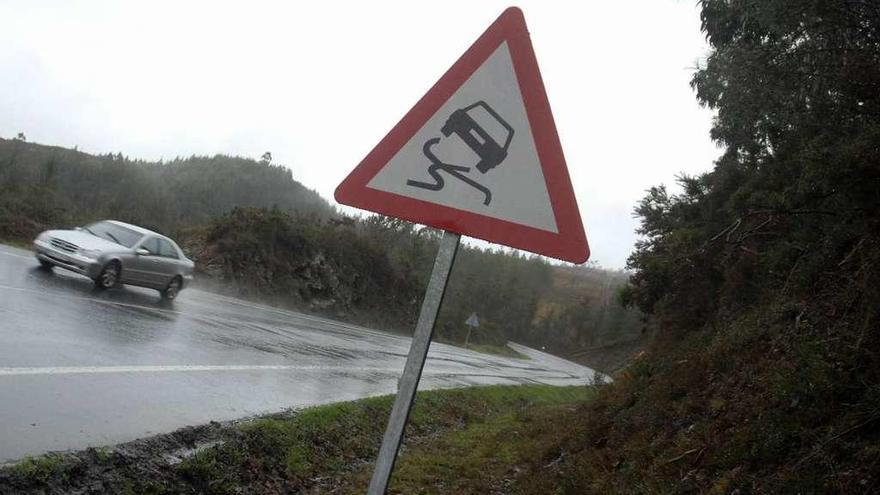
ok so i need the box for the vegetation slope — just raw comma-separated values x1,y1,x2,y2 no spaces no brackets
516,1,879,492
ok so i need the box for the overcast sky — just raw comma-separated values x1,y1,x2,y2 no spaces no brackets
0,0,719,269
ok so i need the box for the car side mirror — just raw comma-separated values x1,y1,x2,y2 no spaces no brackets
136,248,150,256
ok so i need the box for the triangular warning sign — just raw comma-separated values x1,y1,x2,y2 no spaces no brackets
335,7,589,263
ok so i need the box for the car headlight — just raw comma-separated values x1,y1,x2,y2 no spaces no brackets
36,232,50,243
78,248,101,259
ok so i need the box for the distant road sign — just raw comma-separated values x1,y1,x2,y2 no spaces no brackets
335,7,589,263
465,312,480,328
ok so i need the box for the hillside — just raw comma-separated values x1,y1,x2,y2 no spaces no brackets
0,138,334,240
517,1,880,492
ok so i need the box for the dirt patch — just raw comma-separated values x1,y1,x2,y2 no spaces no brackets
0,413,288,494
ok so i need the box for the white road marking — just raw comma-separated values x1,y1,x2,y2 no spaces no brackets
0,364,583,380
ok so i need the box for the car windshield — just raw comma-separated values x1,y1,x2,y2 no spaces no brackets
84,221,143,248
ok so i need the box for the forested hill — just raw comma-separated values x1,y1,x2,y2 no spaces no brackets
0,138,333,239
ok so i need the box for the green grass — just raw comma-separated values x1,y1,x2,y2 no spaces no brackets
462,342,529,359
380,412,548,493
6,455,67,483
433,337,530,360
172,385,594,492
86,447,114,464
0,238,30,249
341,386,595,493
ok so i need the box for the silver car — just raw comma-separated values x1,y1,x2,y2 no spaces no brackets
33,220,195,300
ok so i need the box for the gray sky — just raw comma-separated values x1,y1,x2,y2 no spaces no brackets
0,0,719,268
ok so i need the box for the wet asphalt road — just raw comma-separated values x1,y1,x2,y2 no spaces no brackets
0,243,598,463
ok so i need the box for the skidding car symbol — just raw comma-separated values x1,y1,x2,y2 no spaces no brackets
441,101,514,173
407,100,514,206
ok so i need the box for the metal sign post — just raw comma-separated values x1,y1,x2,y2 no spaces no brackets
367,231,460,495
464,312,479,347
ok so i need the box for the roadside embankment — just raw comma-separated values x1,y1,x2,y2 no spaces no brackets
0,384,595,494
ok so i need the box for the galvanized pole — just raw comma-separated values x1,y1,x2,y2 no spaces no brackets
367,230,460,495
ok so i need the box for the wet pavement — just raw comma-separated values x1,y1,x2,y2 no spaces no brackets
0,244,599,463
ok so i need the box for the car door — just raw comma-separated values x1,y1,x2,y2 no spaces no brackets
155,238,181,287
126,236,162,287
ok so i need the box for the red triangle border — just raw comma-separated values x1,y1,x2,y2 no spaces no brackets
335,7,589,263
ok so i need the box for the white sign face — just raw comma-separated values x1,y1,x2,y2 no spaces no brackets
367,42,559,234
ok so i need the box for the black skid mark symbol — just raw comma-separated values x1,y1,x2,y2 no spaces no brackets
406,138,493,206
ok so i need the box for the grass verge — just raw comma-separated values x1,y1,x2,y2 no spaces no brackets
0,238,30,250
462,342,529,359
433,338,530,360
342,387,591,493
0,384,595,494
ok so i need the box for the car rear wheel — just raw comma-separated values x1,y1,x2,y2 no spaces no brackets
94,261,120,289
162,276,182,301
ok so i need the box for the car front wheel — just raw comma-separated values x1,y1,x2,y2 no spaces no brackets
94,261,120,289
162,276,182,301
